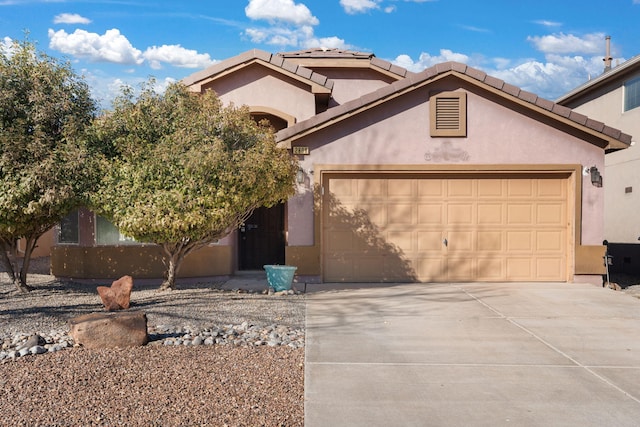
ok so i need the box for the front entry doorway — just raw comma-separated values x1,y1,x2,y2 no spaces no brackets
238,204,285,270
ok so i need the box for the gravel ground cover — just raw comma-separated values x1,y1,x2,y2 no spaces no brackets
0,259,305,426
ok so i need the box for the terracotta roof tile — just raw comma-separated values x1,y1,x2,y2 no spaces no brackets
552,104,572,118
269,55,285,67
568,111,588,126
451,62,467,73
518,90,538,104
484,75,504,90
535,97,555,112
464,67,487,81
502,83,521,97
586,118,605,132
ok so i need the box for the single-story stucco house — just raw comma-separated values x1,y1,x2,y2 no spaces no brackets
51,48,631,285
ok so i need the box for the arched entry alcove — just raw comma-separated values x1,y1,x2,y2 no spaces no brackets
238,107,295,270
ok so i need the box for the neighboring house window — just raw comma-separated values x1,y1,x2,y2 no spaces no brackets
624,77,640,112
58,210,79,244
430,91,467,137
95,215,137,245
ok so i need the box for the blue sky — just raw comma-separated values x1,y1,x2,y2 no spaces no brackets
2,0,639,109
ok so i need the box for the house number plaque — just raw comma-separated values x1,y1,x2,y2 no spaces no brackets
293,146,310,155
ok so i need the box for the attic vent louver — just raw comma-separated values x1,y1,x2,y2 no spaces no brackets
430,91,467,137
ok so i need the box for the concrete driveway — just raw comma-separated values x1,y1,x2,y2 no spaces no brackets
304,282,640,426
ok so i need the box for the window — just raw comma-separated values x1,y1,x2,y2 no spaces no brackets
95,215,136,245
58,210,79,244
430,91,467,137
624,77,640,112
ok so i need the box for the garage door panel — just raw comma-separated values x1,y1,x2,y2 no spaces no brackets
537,203,564,225
507,204,534,224
507,231,534,251
356,179,384,198
448,179,474,197
418,179,445,197
326,230,355,252
418,204,443,224
447,257,475,280
448,203,474,224
323,174,569,282
537,179,565,197
388,203,414,225
448,231,473,251
416,258,444,279
536,230,564,251
536,258,564,279
507,258,534,279
508,179,534,197
477,231,503,251
387,231,414,251
478,203,503,224
418,231,444,251
476,257,505,280
388,179,415,198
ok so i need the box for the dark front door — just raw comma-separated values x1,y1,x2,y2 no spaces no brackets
238,204,285,270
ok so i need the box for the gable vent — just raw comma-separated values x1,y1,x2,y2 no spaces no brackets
435,97,461,130
430,91,467,137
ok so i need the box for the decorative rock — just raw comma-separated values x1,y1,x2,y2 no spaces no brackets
97,275,134,311
16,334,45,351
68,311,148,349
29,346,47,355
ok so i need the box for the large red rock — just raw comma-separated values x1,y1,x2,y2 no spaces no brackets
68,311,148,349
97,275,134,311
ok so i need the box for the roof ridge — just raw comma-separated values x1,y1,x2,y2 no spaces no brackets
181,48,334,91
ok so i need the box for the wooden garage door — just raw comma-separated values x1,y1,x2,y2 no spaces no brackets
322,173,570,282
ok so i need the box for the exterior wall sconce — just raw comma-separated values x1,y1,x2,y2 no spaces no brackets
296,168,306,184
589,166,602,187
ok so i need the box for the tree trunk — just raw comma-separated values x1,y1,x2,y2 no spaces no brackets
0,238,32,293
159,254,180,291
159,240,201,291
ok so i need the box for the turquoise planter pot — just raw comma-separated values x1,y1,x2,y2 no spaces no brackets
263,265,297,291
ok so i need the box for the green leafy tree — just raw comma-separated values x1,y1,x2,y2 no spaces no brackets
0,38,97,292
91,82,297,290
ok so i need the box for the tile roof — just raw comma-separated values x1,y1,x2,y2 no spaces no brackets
278,48,411,79
278,48,374,59
277,61,632,149
181,48,334,92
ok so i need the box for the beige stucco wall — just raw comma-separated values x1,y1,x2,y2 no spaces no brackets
202,64,318,123
314,68,397,106
288,78,605,248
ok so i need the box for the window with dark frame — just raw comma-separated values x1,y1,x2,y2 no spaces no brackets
624,77,640,112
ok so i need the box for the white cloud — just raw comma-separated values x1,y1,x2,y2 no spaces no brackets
245,0,319,26
393,49,471,72
340,0,380,14
143,45,216,70
303,36,348,49
53,13,91,25
527,32,605,55
389,46,622,100
48,28,144,65
533,19,562,28
384,5,396,13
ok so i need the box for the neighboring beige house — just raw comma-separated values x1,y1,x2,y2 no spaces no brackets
557,55,640,244
557,54,640,276
52,48,631,285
